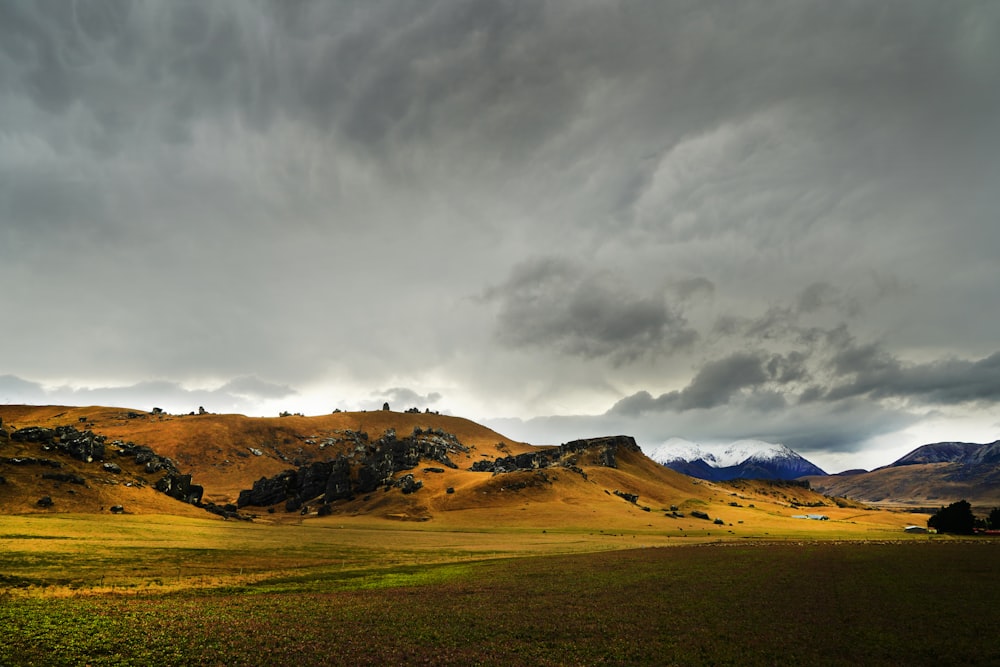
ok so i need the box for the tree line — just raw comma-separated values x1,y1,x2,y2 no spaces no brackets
927,500,1000,534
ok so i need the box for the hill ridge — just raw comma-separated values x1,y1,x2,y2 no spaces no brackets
1,404,924,534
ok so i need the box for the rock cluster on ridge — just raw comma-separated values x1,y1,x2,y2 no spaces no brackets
237,426,469,509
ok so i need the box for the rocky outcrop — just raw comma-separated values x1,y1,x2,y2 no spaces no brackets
354,427,467,493
11,427,57,443
5,423,209,509
472,435,640,475
13,426,106,463
560,435,640,468
154,473,204,504
239,471,295,508
112,440,204,504
237,427,469,509
613,490,639,504
393,474,422,494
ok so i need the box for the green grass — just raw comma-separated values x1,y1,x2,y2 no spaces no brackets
1,541,997,666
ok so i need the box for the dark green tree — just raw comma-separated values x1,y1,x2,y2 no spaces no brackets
927,500,975,535
987,507,1000,530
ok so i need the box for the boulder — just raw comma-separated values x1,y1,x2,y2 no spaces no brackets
36,496,54,508
394,474,423,494
613,490,639,504
155,473,204,504
54,426,106,462
102,462,122,474
110,505,125,514
238,471,296,508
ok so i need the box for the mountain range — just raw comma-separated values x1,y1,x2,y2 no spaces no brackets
803,440,1000,508
890,441,1000,467
645,438,828,482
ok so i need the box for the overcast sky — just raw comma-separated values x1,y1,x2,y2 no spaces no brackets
2,1,998,472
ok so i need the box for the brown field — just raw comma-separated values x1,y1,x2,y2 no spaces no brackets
0,518,996,666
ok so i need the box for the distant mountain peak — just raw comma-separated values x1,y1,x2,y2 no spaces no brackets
890,440,1000,467
645,438,827,482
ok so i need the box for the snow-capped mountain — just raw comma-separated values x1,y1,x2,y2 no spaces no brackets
645,438,827,481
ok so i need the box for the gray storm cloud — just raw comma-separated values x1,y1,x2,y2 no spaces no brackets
483,257,697,363
1,1,999,468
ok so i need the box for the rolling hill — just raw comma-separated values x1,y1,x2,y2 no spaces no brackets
0,404,920,534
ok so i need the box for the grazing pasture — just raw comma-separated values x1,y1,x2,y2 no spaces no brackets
1,515,995,666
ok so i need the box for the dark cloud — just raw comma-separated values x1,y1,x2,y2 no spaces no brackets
824,337,1000,405
676,352,771,410
610,350,810,416
484,257,697,363
1,2,998,469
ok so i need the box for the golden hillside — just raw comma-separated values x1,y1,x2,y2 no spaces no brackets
0,405,924,535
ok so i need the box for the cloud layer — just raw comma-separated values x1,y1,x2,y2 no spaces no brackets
2,1,999,470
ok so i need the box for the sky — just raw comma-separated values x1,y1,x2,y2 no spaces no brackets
2,1,999,472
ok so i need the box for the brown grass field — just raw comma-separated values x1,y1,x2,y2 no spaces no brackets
0,515,996,666
4,405,995,664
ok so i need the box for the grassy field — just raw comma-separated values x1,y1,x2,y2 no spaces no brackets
1,515,997,666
